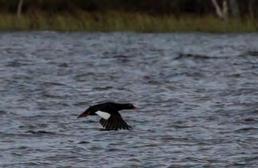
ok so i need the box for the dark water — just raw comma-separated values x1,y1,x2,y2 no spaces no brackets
1,32,258,167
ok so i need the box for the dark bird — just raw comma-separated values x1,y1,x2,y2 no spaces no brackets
78,102,136,130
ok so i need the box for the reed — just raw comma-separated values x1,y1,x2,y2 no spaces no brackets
0,11,257,32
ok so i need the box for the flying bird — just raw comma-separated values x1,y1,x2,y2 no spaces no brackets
78,102,136,130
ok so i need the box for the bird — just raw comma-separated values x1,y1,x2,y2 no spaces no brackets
78,102,136,130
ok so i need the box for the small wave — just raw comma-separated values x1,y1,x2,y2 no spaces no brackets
175,53,225,60
5,60,32,67
244,118,257,122
93,86,113,91
41,81,67,87
26,130,56,135
58,63,69,67
234,127,258,133
78,141,90,144
246,50,258,56
106,148,126,152
0,110,7,115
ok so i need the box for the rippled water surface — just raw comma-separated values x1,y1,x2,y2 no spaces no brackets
1,32,258,167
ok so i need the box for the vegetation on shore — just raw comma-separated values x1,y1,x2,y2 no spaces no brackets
0,11,257,32
0,0,257,32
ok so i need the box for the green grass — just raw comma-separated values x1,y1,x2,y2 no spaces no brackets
0,11,257,32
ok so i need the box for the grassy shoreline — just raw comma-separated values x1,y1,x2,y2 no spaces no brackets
0,12,257,32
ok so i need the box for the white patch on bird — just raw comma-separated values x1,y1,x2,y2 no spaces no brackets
95,111,111,120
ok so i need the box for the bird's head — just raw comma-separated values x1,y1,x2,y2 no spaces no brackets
122,103,137,110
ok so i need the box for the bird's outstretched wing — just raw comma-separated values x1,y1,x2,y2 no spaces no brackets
99,113,132,130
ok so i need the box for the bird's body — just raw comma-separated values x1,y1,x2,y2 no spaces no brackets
78,102,136,130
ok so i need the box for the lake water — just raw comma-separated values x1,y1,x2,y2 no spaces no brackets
0,32,258,167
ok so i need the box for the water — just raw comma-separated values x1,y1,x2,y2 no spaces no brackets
0,32,258,167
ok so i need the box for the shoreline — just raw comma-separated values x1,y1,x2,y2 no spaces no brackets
0,12,257,32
